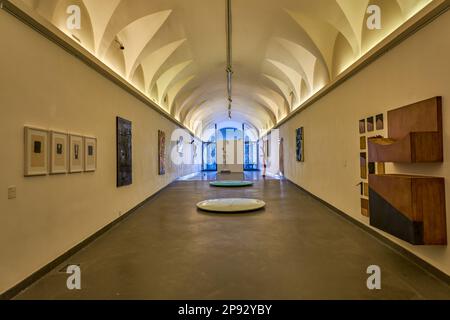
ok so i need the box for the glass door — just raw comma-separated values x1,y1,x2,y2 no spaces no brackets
202,140,217,171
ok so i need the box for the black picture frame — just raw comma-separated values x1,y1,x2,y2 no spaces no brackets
296,127,304,162
116,117,132,187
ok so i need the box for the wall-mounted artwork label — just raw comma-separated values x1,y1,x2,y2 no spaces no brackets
296,127,304,162
50,131,68,174
360,152,367,179
69,135,84,173
24,127,48,176
376,114,384,130
367,117,374,132
359,119,366,134
158,130,166,175
84,137,97,172
117,117,132,187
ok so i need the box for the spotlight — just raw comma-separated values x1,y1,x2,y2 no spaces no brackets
114,38,125,50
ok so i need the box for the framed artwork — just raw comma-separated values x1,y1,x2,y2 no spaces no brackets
177,135,184,155
296,127,304,162
368,162,376,175
84,137,97,172
359,119,366,134
361,198,369,217
360,152,367,179
50,131,68,174
117,117,132,187
364,183,369,197
69,134,84,173
24,127,48,176
376,114,384,130
360,136,366,150
367,117,374,132
158,130,166,175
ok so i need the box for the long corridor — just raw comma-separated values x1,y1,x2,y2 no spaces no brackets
15,175,450,300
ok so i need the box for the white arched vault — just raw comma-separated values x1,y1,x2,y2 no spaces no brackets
24,0,434,137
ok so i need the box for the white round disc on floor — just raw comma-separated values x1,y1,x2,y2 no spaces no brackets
197,198,265,213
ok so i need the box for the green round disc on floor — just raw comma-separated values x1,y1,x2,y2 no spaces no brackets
209,180,254,187
197,198,265,213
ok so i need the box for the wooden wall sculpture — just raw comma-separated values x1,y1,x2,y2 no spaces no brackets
369,175,446,245
368,97,443,163
367,97,447,245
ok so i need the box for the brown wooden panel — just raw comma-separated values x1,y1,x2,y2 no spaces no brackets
388,97,442,140
369,174,416,221
369,174,447,245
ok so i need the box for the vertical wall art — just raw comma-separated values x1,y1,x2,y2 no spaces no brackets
116,117,132,187
24,127,48,176
50,131,68,174
367,117,374,132
296,127,304,162
359,119,366,134
358,112,386,217
177,135,184,155
158,130,166,175
376,114,384,130
84,137,97,172
69,134,84,173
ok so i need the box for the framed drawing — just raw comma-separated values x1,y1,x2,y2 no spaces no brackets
84,137,97,172
359,119,366,134
24,127,48,176
50,131,68,174
367,117,374,132
117,117,132,187
69,134,84,173
376,114,384,130
360,152,367,179
296,127,304,162
158,130,166,175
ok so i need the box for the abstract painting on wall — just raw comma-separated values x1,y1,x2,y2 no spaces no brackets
69,134,84,173
367,117,374,132
50,131,68,174
116,117,132,187
158,130,166,175
177,135,184,155
24,127,48,176
359,119,366,134
360,152,367,179
296,127,304,162
376,114,384,130
84,137,97,172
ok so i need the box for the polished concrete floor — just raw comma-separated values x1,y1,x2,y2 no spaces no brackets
15,173,450,299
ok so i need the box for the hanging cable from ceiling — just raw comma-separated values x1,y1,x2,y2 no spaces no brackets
226,0,233,120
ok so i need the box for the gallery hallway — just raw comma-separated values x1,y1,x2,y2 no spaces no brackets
3,0,450,303
15,174,450,300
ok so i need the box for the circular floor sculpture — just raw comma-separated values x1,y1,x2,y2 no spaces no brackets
197,198,266,213
209,180,254,187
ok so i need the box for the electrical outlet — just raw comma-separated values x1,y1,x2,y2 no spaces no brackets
8,186,16,199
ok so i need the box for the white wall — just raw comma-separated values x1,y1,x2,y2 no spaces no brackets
0,10,200,294
269,10,450,276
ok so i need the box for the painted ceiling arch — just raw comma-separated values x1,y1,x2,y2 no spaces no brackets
20,0,434,136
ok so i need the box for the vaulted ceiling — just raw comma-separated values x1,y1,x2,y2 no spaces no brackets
20,0,433,135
